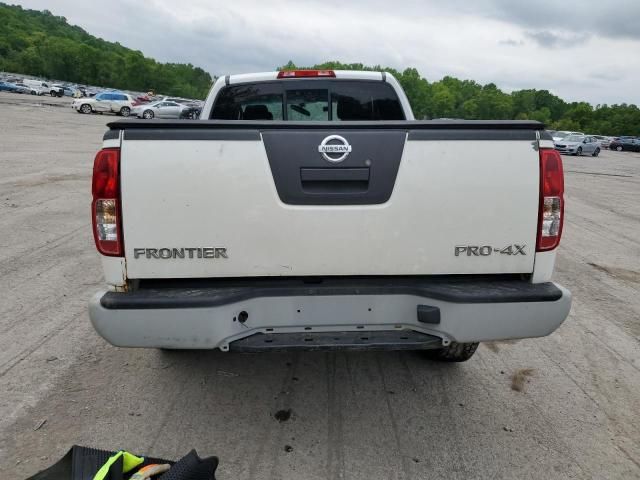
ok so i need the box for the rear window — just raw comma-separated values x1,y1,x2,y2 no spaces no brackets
287,89,328,121
211,80,404,121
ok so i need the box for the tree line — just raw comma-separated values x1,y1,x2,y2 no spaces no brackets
280,61,640,136
0,3,212,98
1,2,638,135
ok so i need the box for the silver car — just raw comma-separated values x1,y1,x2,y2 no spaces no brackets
552,130,584,142
589,135,612,149
554,135,601,156
14,83,43,95
132,101,185,119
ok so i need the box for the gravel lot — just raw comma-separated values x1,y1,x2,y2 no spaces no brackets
1,91,639,479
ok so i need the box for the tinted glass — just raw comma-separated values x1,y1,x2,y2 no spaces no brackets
331,82,405,120
211,80,404,121
286,89,328,121
212,83,283,120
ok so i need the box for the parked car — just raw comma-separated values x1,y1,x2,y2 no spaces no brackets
552,131,568,142
554,135,600,156
21,79,62,97
588,135,613,149
132,100,186,119
179,103,203,119
134,95,151,105
12,83,34,94
88,69,571,361
609,138,640,152
14,83,44,95
72,92,136,116
52,84,79,97
75,86,89,97
0,81,18,92
552,130,584,142
162,96,190,104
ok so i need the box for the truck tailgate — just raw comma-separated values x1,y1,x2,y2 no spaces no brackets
117,122,541,279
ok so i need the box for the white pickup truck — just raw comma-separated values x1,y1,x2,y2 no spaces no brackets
89,69,571,362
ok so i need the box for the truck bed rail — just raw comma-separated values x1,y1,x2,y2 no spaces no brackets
106,119,546,131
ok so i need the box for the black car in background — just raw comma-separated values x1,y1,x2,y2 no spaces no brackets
179,103,202,119
609,138,640,152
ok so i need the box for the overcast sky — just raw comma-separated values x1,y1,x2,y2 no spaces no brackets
11,0,640,105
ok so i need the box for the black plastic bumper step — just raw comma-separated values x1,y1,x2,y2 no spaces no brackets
229,330,442,352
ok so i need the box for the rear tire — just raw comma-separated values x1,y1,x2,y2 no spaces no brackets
120,106,131,117
143,110,154,119
616,145,623,152
424,341,479,362
592,148,600,157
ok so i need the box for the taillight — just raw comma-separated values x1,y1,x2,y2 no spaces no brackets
277,70,336,78
92,148,123,256
536,148,564,251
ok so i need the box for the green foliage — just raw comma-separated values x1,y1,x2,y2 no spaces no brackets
0,3,212,98
2,1,638,133
278,60,640,135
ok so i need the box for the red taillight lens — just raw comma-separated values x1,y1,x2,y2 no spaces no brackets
536,148,564,251
92,148,123,256
277,70,336,78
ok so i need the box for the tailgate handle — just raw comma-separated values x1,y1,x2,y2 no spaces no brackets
300,168,369,194
300,168,370,182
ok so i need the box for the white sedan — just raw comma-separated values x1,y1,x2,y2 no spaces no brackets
132,101,186,119
72,92,135,116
